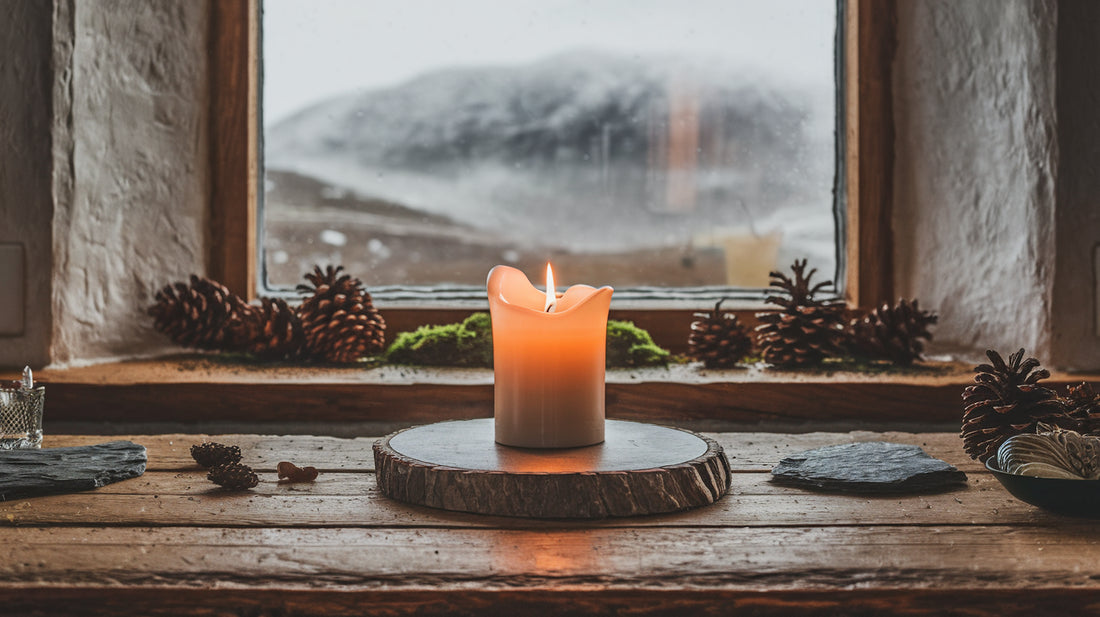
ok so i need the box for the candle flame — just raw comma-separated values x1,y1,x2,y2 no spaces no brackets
544,263,556,313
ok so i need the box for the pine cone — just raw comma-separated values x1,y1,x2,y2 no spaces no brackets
846,299,938,366
190,442,242,468
960,348,1070,462
296,265,386,363
237,298,305,361
147,275,252,351
208,462,259,490
688,300,753,368
754,259,844,367
1064,382,1100,435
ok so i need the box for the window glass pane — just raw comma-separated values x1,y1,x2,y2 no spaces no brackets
262,0,837,294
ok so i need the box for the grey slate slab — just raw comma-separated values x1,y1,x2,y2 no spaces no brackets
770,441,967,494
0,441,147,501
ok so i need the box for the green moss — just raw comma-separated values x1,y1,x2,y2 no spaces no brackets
605,319,670,368
382,313,671,369
383,313,494,367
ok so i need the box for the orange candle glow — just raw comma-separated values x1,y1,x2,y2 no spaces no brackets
487,265,613,448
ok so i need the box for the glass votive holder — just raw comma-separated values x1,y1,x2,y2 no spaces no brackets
0,379,44,449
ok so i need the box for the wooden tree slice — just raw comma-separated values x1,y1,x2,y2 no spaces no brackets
373,419,730,519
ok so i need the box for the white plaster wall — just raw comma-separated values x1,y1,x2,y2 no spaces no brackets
893,0,1060,363
49,0,209,366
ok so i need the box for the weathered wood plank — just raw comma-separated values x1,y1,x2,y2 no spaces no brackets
42,434,381,472
20,467,998,498
0,471,1055,528
0,588,1098,617
42,431,979,473
34,357,1099,424
44,380,979,423
207,0,257,299
1,525,1100,591
42,380,986,424
34,358,1030,424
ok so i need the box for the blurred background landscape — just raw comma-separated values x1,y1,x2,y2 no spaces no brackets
262,0,837,292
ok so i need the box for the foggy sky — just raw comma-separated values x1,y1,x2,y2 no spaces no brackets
263,0,836,126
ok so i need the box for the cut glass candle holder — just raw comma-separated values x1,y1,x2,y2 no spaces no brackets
0,379,44,449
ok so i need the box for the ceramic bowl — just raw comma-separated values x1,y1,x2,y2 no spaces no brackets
986,458,1100,518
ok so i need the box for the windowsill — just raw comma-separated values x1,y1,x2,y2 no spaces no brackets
35,355,1099,428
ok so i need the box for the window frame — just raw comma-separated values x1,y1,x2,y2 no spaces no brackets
209,0,895,354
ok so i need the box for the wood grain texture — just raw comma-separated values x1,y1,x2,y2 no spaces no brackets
30,358,1009,424
0,470,1050,529
0,588,1098,617
28,377,1022,424
5,524,1100,587
374,420,731,518
208,0,257,298
39,358,1098,425
3,431,1098,615
38,431,984,473
845,0,897,307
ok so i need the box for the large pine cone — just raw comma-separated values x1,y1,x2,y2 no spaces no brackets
688,300,753,368
297,265,386,363
190,442,242,468
754,259,845,367
148,275,252,351
237,298,305,361
1064,382,1100,435
847,299,938,366
961,348,1070,462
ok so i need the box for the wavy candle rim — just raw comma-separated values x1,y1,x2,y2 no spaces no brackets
487,265,613,317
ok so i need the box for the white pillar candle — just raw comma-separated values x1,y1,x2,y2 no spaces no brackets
487,265,613,448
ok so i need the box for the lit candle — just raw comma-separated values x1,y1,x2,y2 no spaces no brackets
487,265,613,448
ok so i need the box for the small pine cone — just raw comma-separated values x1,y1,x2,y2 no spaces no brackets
1064,382,1100,435
847,299,938,366
237,298,306,361
688,300,753,368
190,442,242,468
754,259,845,368
296,265,386,363
147,275,252,351
208,462,259,490
960,348,1071,462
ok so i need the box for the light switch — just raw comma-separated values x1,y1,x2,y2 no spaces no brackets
0,244,24,336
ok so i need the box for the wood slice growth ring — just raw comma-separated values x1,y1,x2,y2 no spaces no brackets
374,419,731,519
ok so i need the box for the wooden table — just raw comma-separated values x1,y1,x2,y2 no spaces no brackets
1,430,1097,616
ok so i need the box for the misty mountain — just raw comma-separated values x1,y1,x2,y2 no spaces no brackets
267,50,814,175
263,51,834,266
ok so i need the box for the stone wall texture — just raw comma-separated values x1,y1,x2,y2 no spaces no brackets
49,0,209,365
893,0,1061,363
